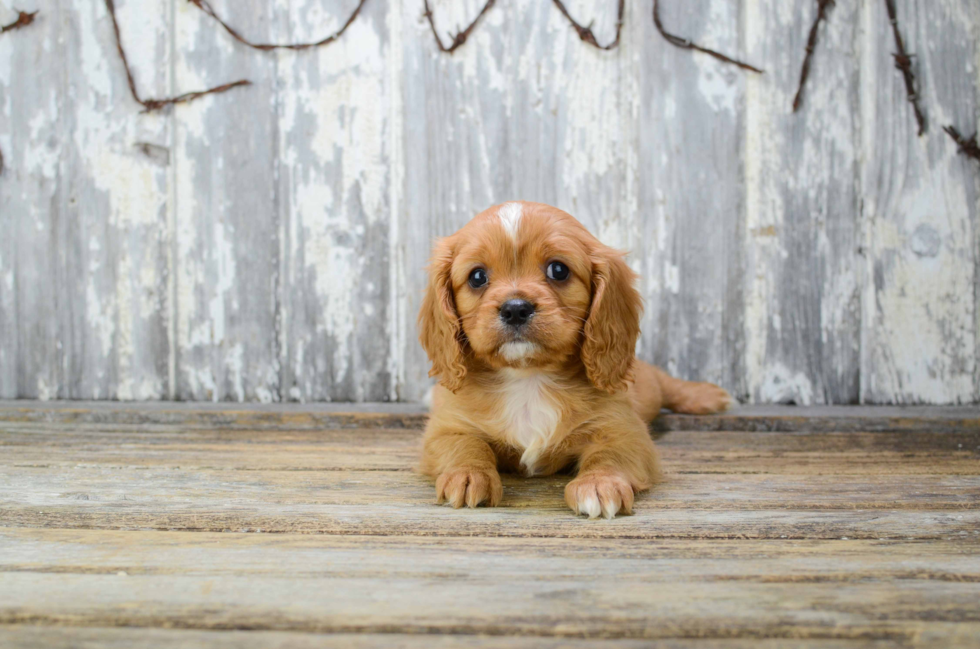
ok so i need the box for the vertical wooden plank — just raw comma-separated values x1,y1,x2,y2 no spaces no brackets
18,0,172,399
509,0,632,248
387,0,406,403
632,0,748,397
173,0,279,401
859,0,978,404
397,0,510,401
976,0,980,405
277,0,392,402
743,0,861,404
0,1,61,399
397,0,631,401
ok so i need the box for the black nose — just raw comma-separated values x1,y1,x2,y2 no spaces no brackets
500,299,535,327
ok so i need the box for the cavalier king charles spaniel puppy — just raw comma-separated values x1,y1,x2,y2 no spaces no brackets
418,201,732,519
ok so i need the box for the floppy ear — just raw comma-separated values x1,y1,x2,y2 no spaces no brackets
582,245,643,393
418,237,467,392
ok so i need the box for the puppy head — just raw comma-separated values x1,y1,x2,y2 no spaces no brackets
418,201,642,392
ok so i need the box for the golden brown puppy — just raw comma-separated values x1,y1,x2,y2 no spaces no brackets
418,202,732,519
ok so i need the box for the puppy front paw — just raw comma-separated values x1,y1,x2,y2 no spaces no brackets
565,472,635,520
436,467,503,508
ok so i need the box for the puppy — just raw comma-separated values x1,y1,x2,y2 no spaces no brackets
418,202,732,519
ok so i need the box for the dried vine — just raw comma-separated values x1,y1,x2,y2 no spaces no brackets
552,0,624,51
188,0,369,51
423,0,496,54
883,0,925,135
653,0,763,73
793,0,834,112
1,10,39,174
944,126,980,163
422,0,761,71
105,0,250,112
1,9,35,33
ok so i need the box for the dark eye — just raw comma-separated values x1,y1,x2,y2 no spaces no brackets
468,268,488,289
546,261,570,281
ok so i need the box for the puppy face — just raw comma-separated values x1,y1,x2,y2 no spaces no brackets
419,202,642,392
453,203,592,370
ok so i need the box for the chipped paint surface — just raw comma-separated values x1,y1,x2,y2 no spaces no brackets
1,0,977,404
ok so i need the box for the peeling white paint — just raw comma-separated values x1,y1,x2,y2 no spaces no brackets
2,0,977,404
758,363,815,405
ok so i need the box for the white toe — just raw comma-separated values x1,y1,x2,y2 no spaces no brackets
600,498,619,520
578,494,601,519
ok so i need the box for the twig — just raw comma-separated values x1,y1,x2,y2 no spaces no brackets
188,0,368,51
423,0,496,54
551,0,624,51
653,0,763,74
793,0,834,112
883,0,925,136
1,9,36,33
944,126,980,163
105,0,250,112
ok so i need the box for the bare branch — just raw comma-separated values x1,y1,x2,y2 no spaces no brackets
653,0,763,74
793,0,834,112
1,9,36,33
944,126,980,163
188,0,368,52
551,0,624,51
104,0,250,112
423,0,496,54
883,0,926,135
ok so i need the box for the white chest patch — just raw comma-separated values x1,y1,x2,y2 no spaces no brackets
497,202,523,242
495,369,562,475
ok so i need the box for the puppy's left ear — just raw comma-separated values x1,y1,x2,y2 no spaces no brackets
582,245,643,393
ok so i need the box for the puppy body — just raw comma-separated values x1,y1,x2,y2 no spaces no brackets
418,202,731,518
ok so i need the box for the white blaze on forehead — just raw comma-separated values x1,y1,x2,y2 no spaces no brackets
497,202,523,242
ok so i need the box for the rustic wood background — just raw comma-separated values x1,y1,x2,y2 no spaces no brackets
1,0,977,404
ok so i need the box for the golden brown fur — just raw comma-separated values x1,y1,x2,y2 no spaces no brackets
418,202,732,518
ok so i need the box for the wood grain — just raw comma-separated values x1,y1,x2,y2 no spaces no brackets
276,0,393,402
744,0,861,405
0,1,60,399
1,404,979,643
1,627,792,649
859,0,979,404
1,531,979,640
1,2,979,404
172,0,280,401
634,0,748,399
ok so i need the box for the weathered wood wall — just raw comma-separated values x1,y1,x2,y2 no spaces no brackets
1,0,977,404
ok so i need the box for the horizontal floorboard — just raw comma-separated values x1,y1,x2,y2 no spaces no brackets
3,529,979,579
2,468,978,511
1,402,977,433
1,627,962,648
2,403,978,644
2,506,978,540
2,425,978,474
2,574,978,641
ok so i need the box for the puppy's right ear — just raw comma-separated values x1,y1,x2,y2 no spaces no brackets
418,237,466,392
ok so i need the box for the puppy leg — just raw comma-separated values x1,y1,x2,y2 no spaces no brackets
420,427,502,508
631,360,733,418
565,418,662,519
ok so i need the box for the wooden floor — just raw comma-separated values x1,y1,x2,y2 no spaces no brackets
1,403,978,648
